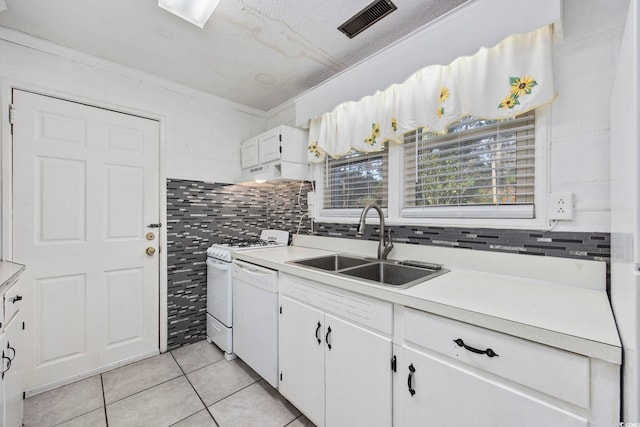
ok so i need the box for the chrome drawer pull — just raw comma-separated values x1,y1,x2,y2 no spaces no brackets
453,338,499,358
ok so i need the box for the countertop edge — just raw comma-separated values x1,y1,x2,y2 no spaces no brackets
0,260,26,292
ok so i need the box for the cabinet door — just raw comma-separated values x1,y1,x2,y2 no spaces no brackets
0,333,5,426
241,139,259,169
259,129,281,164
279,296,325,427
3,311,23,427
325,314,392,427
397,346,588,427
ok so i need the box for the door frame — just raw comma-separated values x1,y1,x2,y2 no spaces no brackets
0,81,168,353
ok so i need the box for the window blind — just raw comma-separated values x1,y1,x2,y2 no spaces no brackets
323,149,388,212
403,111,535,215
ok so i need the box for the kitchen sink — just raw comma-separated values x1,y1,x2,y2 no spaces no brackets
287,254,448,289
287,254,372,271
340,262,447,289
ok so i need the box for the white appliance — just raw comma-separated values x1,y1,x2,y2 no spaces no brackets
611,0,640,420
206,230,289,361
232,259,279,388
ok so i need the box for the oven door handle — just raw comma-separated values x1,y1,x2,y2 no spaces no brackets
207,261,231,271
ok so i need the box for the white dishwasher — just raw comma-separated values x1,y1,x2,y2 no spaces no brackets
232,259,279,388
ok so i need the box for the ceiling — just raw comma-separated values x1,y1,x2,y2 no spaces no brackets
0,0,468,111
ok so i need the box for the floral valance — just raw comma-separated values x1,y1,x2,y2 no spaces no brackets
307,25,556,162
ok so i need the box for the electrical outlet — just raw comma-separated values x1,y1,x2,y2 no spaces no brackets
306,191,316,216
548,192,574,220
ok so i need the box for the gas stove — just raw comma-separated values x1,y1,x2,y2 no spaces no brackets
207,230,290,262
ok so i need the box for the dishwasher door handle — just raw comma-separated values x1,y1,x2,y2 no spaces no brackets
233,262,275,277
207,261,231,272
237,267,272,277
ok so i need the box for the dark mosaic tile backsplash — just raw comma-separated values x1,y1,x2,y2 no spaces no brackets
167,178,609,349
313,223,610,263
166,179,311,349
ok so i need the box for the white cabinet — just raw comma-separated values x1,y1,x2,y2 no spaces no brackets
3,310,24,427
270,260,619,427
394,306,618,427
278,296,325,425
0,333,5,425
395,345,588,427
1,278,25,427
240,139,259,169
278,274,392,427
324,313,392,427
239,126,309,182
258,129,281,164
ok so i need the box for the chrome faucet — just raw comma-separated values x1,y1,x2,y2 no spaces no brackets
357,203,393,260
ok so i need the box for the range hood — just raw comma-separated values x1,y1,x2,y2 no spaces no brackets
235,160,309,184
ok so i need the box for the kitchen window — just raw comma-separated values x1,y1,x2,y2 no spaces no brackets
320,149,388,217
402,110,536,219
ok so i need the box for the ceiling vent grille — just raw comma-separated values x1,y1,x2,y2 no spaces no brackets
338,0,398,39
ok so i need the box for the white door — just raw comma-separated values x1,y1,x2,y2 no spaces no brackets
324,314,392,427
12,90,160,391
278,295,325,427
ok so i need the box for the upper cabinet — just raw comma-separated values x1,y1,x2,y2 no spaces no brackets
240,139,259,170
239,126,309,183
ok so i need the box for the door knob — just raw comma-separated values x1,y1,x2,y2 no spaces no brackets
146,247,156,256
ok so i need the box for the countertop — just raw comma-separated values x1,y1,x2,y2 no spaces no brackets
0,260,25,292
233,239,621,364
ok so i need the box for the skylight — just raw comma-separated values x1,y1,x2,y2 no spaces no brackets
158,0,220,28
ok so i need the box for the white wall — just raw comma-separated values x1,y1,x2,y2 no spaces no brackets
287,0,629,233
0,27,268,184
550,0,630,231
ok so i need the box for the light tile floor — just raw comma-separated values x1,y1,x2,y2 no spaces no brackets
23,340,315,427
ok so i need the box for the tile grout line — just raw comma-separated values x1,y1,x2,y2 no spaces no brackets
46,377,109,427
168,350,220,427
206,377,262,407
104,373,184,406
101,374,109,427
284,414,309,427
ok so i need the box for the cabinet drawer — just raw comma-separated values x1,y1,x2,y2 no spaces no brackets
401,307,589,409
4,279,25,325
280,273,393,335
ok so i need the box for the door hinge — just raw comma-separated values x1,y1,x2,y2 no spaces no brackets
391,355,397,372
22,391,26,400
280,372,283,381
278,134,282,142
279,305,282,314
22,321,25,330
9,104,15,125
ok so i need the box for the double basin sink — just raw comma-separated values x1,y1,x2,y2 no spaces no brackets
286,254,449,289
